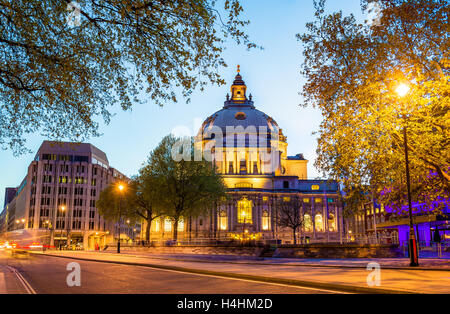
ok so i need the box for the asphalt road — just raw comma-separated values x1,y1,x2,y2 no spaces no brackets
0,251,337,294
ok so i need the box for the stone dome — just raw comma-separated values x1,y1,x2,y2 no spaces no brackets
199,68,281,143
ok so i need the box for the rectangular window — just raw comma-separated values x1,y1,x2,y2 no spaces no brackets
219,216,227,231
177,217,184,232
153,219,160,232
253,162,258,174
237,199,253,224
229,162,234,174
262,215,270,231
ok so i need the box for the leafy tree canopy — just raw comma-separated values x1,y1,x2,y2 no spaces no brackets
299,0,449,213
141,134,227,240
0,0,255,154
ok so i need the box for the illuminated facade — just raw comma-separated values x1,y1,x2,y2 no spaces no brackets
147,68,344,244
0,141,136,249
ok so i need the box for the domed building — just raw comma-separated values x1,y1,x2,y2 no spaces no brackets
152,67,344,244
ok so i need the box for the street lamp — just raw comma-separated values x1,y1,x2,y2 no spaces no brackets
44,220,52,248
396,83,419,267
117,183,125,253
59,205,66,250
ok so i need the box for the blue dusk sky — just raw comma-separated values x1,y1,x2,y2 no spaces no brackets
0,0,367,207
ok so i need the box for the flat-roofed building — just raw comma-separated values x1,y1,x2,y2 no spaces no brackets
0,141,131,249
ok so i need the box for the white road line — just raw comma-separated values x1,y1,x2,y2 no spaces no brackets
6,266,37,294
134,264,350,294
0,273,7,294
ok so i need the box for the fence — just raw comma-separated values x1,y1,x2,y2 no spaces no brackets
399,240,449,258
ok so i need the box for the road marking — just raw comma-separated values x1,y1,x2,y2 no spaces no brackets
0,273,7,294
7,266,37,294
133,264,351,294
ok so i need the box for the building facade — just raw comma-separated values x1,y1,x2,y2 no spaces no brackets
144,69,344,244
344,197,450,246
0,141,132,250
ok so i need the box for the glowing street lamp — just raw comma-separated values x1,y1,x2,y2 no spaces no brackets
117,182,126,253
59,205,66,250
396,83,410,98
396,83,419,267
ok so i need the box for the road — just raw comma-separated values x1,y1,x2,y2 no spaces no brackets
0,251,337,294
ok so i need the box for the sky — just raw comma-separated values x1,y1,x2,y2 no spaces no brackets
0,0,367,208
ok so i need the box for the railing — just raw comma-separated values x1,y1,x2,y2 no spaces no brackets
399,240,449,258
346,235,399,245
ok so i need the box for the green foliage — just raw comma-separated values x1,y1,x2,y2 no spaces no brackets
141,134,227,240
97,181,136,221
97,176,164,241
298,0,449,211
0,0,255,154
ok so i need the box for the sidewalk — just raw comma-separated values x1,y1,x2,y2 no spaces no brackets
38,250,450,294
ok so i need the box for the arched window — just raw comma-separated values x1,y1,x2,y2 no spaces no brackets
262,210,270,231
177,217,184,232
164,218,172,232
328,214,336,232
153,218,160,232
315,214,324,232
219,210,228,231
237,198,252,224
304,214,312,232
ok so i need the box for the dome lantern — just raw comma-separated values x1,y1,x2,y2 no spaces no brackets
230,65,247,103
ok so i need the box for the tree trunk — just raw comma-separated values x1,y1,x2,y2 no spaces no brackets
293,227,297,245
145,218,151,242
173,218,179,241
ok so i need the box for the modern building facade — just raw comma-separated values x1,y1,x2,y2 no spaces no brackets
0,141,130,250
144,68,344,244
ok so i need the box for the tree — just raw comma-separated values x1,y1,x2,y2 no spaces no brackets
298,0,449,212
97,178,164,243
275,196,304,245
0,0,255,154
97,181,136,240
142,134,227,241
132,172,164,243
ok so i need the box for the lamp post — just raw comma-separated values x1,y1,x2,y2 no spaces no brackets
117,183,125,253
396,83,419,267
44,220,52,249
241,211,247,244
59,205,66,250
